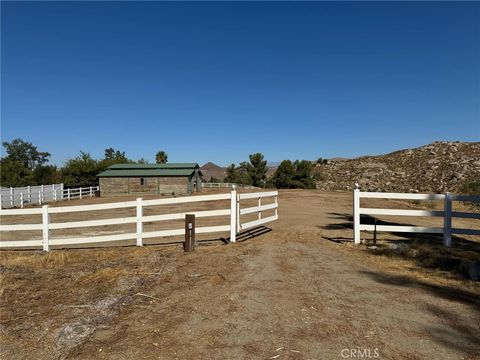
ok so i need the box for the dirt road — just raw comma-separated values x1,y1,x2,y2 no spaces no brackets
1,190,479,359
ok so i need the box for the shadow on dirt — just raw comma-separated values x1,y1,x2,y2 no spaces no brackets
323,213,480,280
222,226,272,244
360,270,480,355
360,270,480,307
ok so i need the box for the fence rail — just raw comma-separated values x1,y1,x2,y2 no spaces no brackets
202,182,261,190
353,189,480,246
0,184,99,209
0,190,279,251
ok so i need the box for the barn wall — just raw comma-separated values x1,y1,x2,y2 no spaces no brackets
99,177,129,195
128,177,158,194
100,176,192,195
159,177,188,195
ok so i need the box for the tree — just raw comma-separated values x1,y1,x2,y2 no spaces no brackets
246,153,267,187
272,159,316,189
224,164,237,183
61,152,99,186
97,148,131,172
2,138,50,170
272,160,296,188
0,139,52,187
30,165,59,185
155,151,168,164
0,158,30,187
137,158,150,164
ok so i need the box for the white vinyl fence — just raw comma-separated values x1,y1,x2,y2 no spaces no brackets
353,189,480,246
202,182,260,190
0,184,99,209
0,190,278,251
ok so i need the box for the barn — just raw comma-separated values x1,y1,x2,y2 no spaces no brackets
97,163,202,196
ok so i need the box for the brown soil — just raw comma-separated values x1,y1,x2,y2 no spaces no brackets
1,190,479,359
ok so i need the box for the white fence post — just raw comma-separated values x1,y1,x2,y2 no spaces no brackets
41,185,44,203
353,188,361,244
230,188,237,243
60,183,64,200
258,196,262,220
53,189,57,201
136,198,143,247
443,192,452,247
67,188,71,200
10,187,13,207
38,191,42,205
79,187,83,199
28,186,31,202
90,186,93,197
42,205,50,252
20,193,24,208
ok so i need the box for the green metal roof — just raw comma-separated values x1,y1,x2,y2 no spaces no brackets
97,163,200,177
107,163,198,170
97,168,197,177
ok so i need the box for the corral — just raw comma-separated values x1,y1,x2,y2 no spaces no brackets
0,190,479,359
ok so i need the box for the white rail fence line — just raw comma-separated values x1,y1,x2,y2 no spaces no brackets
353,189,480,247
237,191,279,231
202,182,261,190
0,190,278,251
0,184,99,209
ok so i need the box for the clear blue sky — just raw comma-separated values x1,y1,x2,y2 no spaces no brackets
1,1,479,166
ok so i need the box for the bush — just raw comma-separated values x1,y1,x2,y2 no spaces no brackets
459,178,480,212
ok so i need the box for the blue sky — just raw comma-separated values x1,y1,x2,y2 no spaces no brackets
1,1,479,166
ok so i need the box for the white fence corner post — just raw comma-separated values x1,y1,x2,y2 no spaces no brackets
136,198,143,246
42,205,50,252
353,188,361,244
443,192,452,247
230,188,237,243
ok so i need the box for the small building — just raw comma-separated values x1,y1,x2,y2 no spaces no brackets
97,163,202,196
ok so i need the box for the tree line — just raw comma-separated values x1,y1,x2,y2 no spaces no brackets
221,153,318,189
0,139,169,187
1,138,319,189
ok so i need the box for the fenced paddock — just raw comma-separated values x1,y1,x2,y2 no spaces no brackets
0,184,99,209
202,182,260,190
353,189,480,246
0,190,278,251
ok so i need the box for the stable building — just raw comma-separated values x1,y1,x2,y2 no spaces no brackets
97,163,202,196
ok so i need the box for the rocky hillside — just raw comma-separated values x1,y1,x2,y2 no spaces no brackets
200,162,227,181
315,141,480,193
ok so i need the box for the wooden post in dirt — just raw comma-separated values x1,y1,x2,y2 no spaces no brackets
443,192,452,247
353,188,361,244
184,214,195,252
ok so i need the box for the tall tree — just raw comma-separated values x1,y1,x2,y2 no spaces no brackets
224,164,237,183
155,151,168,164
246,153,267,187
2,138,50,170
61,152,99,186
272,160,296,188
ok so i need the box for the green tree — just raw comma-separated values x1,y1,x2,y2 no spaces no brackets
61,152,99,186
155,151,168,164
0,158,30,187
137,158,150,164
293,160,316,189
2,138,50,170
246,153,267,187
98,148,131,172
272,160,296,188
30,165,59,185
224,164,237,183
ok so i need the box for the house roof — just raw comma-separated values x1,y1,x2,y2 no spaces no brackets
97,163,200,177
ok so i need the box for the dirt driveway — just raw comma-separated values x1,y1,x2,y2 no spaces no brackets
1,190,479,359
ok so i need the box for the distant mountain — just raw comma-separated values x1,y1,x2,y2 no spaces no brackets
315,141,480,192
200,162,227,181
